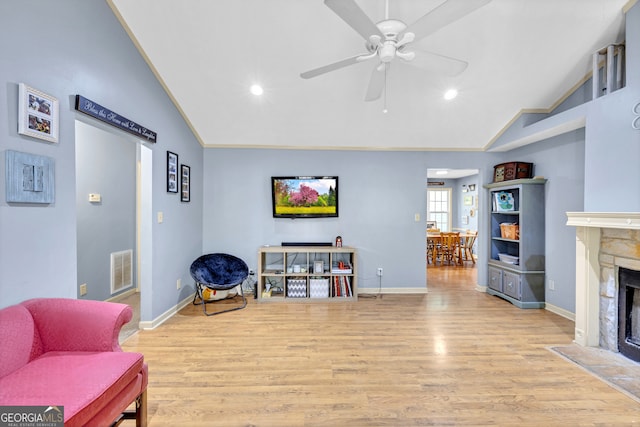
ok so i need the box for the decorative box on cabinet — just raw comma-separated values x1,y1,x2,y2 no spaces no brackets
484,178,546,309
257,246,357,302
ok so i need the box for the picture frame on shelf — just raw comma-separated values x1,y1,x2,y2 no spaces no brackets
426,220,438,230
180,164,190,202
314,260,324,274
166,151,178,193
18,83,59,143
494,191,515,212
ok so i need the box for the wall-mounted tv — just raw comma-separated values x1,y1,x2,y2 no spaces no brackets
271,176,338,218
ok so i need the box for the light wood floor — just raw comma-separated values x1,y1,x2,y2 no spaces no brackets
121,265,640,426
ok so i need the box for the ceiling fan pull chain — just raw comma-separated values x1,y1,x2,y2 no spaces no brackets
383,65,388,113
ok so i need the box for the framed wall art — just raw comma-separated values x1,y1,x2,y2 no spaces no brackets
180,164,190,202
167,151,178,193
5,150,55,204
18,83,59,143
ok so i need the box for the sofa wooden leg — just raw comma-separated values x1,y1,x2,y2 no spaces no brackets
136,389,147,427
113,390,147,427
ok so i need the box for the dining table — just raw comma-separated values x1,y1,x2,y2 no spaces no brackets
427,231,476,266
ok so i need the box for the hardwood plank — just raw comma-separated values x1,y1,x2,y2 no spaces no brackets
121,265,640,426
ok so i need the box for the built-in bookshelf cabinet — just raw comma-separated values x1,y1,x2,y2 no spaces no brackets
484,178,546,308
257,246,357,302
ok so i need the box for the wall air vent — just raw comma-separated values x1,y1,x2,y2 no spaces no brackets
111,249,133,294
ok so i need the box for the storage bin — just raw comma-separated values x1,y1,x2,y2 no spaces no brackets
500,223,519,240
286,278,307,298
309,278,329,298
498,253,519,264
493,162,533,182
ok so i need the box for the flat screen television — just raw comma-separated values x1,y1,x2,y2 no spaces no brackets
271,176,338,218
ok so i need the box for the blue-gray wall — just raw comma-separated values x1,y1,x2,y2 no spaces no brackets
0,0,203,322
502,130,585,312
76,120,136,301
202,149,496,292
2,0,639,322
454,174,480,233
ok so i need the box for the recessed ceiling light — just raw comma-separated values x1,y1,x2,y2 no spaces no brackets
250,84,264,96
443,89,458,100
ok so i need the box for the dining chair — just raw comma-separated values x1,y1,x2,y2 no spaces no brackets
426,229,441,264
438,232,461,265
462,230,478,264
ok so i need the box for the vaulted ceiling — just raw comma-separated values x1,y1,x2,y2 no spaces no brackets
108,0,629,151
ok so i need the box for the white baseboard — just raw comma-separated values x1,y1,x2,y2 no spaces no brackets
358,287,428,294
545,302,575,321
139,294,193,330
106,287,137,302
476,285,574,320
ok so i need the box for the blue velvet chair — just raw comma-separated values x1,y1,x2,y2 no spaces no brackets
190,253,248,316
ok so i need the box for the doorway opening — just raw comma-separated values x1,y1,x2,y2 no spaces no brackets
426,168,479,283
75,119,152,341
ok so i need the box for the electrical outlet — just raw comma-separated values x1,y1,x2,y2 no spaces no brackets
377,267,383,277
177,279,181,290
80,283,87,296
549,279,555,291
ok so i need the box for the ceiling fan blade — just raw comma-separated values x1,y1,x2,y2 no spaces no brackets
365,63,387,102
402,0,491,42
404,49,468,76
300,54,373,79
324,0,384,41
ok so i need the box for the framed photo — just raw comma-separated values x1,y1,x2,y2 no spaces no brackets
18,83,59,143
314,260,324,274
464,195,473,206
426,220,438,230
180,164,190,202
167,151,178,193
494,191,515,212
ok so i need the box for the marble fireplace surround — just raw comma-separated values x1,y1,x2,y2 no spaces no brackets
566,212,640,351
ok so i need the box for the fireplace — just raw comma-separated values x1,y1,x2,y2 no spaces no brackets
619,267,640,362
566,212,640,358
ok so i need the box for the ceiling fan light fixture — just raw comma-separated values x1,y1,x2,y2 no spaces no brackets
250,84,264,96
444,89,458,100
379,43,397,62
301,0,491,102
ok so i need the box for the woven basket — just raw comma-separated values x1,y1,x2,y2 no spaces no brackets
500,223,519,240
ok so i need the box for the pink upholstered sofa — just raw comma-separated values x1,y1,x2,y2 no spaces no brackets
0,298,147,427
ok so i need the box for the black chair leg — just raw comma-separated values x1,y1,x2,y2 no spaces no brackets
192,283,247,316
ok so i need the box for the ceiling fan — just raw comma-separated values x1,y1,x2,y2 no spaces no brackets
300,0,491,102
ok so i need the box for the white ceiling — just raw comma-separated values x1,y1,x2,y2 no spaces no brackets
427,168,478,179
108,0,629,151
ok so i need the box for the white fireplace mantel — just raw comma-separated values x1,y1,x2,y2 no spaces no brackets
566,212,640,230
566,212,640,347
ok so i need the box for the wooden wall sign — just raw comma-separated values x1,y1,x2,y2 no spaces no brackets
74,95,157,143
